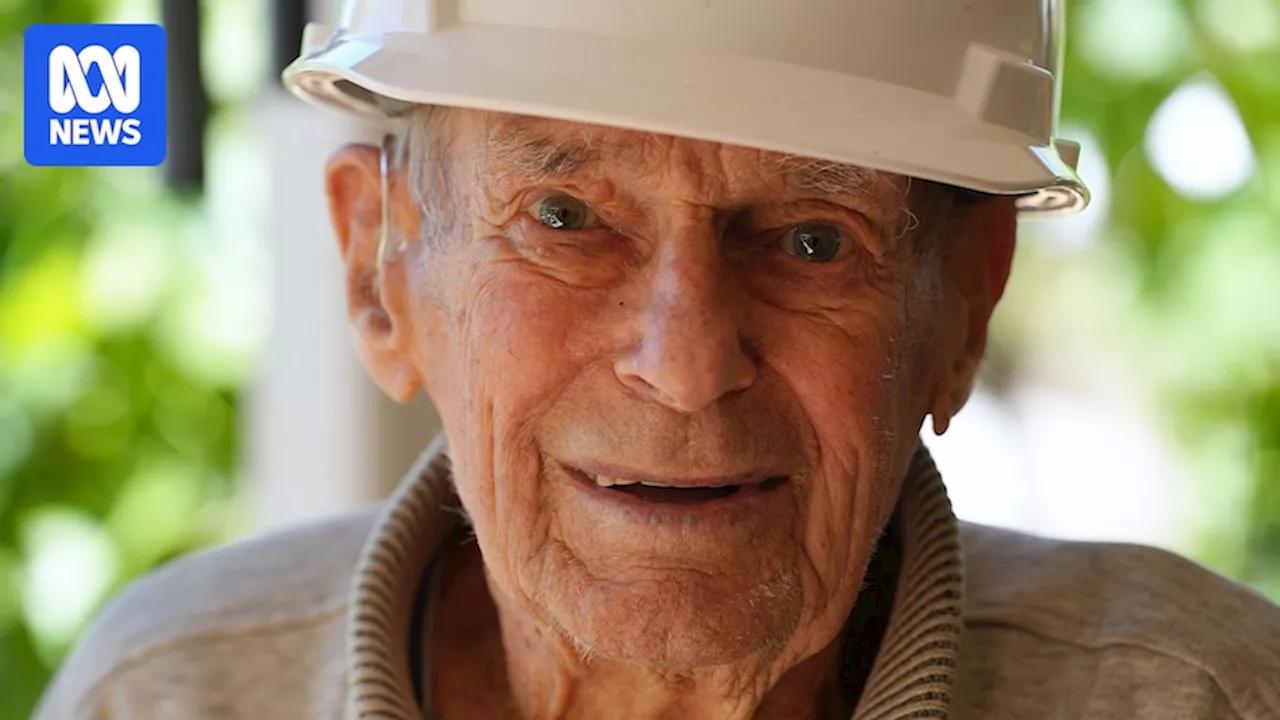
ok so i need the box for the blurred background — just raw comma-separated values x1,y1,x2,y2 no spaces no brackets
1,0,1278,716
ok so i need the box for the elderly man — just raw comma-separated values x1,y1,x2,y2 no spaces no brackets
36,1,1280,719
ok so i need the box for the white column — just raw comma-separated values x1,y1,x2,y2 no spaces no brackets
244,18,441,531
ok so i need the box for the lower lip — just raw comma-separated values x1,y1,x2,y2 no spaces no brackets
561,465,789,523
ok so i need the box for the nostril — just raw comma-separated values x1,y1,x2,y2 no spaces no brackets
615,350,756,412
617,368,655,396
619,372,685,409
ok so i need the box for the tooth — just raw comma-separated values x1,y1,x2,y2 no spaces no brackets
639,481,669,488
594,474,614,487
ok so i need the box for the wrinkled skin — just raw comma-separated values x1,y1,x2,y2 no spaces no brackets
325,109,1015,720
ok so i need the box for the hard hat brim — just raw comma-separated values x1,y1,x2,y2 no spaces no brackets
285,25,1089,217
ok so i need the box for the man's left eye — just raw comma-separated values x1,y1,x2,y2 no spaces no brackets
779,222,848,263
529,194,600,231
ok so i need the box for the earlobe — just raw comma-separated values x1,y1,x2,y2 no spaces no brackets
929,355,977,436
325,143,423,403
930,405,952,436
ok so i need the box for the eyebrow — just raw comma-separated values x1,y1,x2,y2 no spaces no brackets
772,155,880,198
484,126,600,180
483,126,880,199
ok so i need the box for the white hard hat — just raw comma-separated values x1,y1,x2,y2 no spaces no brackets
283,0,1089,217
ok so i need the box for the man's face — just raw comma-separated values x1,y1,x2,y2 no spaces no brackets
326,109,1013,674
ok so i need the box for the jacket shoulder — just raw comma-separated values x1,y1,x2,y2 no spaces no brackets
958,522,1280,717
33,504,385,718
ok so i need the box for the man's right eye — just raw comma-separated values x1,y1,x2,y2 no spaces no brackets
529,193,600,231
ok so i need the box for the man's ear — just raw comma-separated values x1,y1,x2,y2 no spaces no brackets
325,143,422,403
929,195,1017,434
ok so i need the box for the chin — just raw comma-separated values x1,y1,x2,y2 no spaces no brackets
547,566,805,670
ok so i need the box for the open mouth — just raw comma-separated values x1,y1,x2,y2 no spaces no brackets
574,469,788,505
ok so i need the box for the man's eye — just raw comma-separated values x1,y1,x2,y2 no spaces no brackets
530,193,599,231
779,222,848,263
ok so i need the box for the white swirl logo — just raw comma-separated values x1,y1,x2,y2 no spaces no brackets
47,44,141,114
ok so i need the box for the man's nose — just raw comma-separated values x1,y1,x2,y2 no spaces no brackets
614,229,756,413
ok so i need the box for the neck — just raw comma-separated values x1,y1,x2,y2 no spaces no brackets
430,523,900,720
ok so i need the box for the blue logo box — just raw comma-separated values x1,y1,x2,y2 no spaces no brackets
24,23,167,167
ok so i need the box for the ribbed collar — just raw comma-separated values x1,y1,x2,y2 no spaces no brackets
344,435,963,719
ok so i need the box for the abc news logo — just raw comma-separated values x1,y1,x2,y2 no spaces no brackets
24,24,167,167
48,44,144,147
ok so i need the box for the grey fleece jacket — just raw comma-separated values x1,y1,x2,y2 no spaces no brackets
32,442,1280,719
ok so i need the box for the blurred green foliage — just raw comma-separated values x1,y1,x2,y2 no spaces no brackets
1049,0,1280,594
0,0,1278,718
1,2,241,717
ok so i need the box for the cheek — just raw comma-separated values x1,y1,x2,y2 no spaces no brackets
414,249,587,435
455,266,610,428
757,291,917,591
767,298,910,470
417,258,614,572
